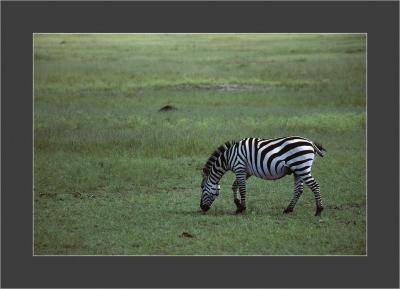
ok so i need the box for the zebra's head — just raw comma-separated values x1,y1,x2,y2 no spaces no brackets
200,168,221,212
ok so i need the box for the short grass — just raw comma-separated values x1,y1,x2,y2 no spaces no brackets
34,34,366,255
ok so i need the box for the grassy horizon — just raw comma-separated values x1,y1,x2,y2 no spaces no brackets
34,34,366,255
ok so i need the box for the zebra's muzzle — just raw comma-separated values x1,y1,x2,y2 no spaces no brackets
200,204,210,212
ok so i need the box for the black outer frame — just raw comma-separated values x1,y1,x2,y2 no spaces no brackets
1,1,398,288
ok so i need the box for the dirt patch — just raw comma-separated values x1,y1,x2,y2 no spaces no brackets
73,192,82,198
180,232,194,238
38,192,57,198
158,105,177,112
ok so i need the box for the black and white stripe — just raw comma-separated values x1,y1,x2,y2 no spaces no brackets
200,136,326,216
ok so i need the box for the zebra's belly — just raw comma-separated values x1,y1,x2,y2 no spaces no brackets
263,170,289,180
248,163,291,180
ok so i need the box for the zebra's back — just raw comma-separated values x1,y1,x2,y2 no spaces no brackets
236,136,317,180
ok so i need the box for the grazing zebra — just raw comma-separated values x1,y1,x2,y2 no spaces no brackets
200,136,326,216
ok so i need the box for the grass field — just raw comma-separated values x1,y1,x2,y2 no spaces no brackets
34,34,366,255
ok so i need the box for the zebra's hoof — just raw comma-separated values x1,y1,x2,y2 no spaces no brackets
283,208,293,214
315,207,324,216
235,206,246,214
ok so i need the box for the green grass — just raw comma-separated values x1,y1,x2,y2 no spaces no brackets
34,33,366,255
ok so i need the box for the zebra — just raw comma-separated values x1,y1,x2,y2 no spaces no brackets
200,136,326,216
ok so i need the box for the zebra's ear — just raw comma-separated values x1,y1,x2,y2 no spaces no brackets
203,167,210,176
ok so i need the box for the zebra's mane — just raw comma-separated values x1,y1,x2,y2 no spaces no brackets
203,141,236,175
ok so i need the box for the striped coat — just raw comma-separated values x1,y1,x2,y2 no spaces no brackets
200,136,326,216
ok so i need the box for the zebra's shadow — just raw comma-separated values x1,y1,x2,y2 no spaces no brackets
173,206,296,217
174,209,238,216
173,208,284,217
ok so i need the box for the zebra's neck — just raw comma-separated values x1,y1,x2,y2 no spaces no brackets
207,154,228,184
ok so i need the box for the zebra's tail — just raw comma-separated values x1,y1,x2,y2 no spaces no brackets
312,142,326,157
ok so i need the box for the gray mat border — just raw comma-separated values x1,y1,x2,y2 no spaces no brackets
1,1,399,288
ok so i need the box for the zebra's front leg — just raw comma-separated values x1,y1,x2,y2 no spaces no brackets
231,180,241,210
283,174,304,214
235,173,248,214
232,174,250,213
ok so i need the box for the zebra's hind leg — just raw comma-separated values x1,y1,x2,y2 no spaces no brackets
283,174,304,214
301,174,324,216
